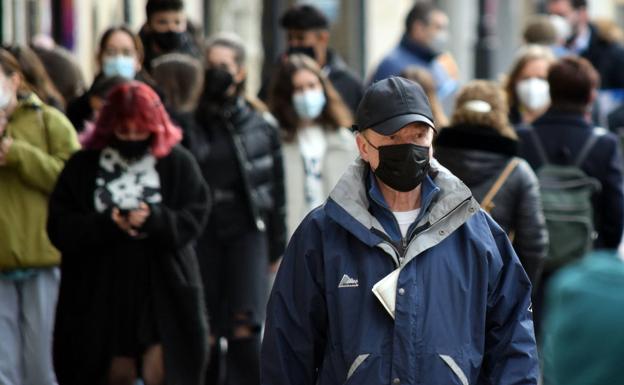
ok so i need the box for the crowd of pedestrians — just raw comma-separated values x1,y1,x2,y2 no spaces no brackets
1,0,624,384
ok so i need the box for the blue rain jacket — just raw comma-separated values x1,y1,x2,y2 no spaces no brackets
261,159,539,385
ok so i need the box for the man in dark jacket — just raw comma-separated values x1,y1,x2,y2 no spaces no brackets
259,4,364,114
517,56,624,251
139,0,202,73
370,3,458,112
262,77,539,385
517,56,624,337
548,0,624,89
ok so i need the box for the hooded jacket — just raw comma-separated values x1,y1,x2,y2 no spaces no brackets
435,125,548,288
261,158,539,385
0,93,79,270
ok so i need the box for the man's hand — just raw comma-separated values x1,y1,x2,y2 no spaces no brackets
0,136,13,166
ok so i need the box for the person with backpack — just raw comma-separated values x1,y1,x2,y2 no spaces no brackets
436,80,548,289
0,47,80,385
517,55,624,335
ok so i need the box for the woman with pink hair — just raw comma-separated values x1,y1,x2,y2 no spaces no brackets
48,81,210,385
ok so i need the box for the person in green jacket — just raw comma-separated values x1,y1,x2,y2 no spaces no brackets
543,250,624,385
0,48,79,385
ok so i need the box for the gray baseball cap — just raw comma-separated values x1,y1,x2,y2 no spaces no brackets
352,76,435,135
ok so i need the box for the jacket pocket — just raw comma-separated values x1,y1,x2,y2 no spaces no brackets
439,354,469,385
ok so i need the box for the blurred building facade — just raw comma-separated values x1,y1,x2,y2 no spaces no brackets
1,0,624,96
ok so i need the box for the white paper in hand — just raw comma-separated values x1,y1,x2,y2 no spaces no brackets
371,268,401,319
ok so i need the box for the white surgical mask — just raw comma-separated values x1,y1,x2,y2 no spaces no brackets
102,55,137,79
429,30,449,54
516,77,550,111
293,89,326,121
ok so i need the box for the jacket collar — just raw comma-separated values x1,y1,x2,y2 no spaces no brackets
326,158,477,248
399,34,437,63
367,170,439,242
435,124,518,156
533,108,591,130
16,92,43,109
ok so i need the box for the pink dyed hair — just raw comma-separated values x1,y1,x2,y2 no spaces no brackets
82,81,182,158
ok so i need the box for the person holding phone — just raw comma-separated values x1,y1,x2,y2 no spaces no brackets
48,81,210,385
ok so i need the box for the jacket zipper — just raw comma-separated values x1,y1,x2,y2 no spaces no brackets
223,114,265,231
403,197,473,260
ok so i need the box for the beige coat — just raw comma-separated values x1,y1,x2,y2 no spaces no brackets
282,126,358,238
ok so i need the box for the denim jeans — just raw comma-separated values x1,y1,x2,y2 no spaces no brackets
0,267,60,385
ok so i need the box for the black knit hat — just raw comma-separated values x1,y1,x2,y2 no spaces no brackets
146,0,184,18
280,4,329,30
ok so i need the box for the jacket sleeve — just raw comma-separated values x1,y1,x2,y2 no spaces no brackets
261,219,327,385
5,107,80,194
142,147,211,252
595,134,624,248
266,120,287,262
481,217,539,385
47,151,124,255
511,161,547,289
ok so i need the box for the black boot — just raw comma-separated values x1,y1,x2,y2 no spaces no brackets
225,336,261,385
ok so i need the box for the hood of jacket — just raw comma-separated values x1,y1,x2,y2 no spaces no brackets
326,156,479,265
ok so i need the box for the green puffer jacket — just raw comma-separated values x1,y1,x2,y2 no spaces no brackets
0,93,79,270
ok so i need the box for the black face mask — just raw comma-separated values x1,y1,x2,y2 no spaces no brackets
202,67,235,102
372,143,430,192
110,136,152,160
152,30,185,52
286,46,317,61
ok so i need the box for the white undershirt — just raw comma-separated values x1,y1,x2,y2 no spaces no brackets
393,208,421,238
298,125,327,211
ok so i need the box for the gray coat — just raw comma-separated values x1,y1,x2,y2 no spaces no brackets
435,124,548,288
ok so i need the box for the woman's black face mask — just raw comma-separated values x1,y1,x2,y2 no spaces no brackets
110,136,152,160
202,67,235,102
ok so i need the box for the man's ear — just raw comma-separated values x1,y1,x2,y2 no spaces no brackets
355,133,370,162
234,67,247,85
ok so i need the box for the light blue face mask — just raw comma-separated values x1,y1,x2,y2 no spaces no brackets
293,89,326,121
102,55,137,79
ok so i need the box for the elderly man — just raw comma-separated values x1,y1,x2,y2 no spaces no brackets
261,76,538,385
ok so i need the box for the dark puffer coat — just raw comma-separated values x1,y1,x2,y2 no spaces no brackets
189,97,286,261
435,124,548,287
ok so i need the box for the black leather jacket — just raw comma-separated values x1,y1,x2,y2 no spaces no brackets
189,98,286,261
435,124,548,288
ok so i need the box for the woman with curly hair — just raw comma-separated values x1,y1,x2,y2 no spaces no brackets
48,81,210,385
435,80,547,289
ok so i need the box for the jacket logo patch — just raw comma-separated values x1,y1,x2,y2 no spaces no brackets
338,274,359,288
